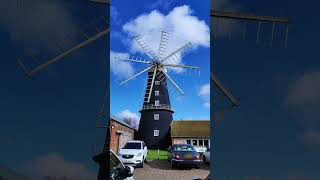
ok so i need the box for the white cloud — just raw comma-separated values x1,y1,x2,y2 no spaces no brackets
285,71,320,106
22,153,96,180
121,5,209,73
204,102,210,108
199,83,210,97
0,1,77,52
211,0,243,38
199,83,210,108
110,51,135,79
117,109,140,129
285,71,320,146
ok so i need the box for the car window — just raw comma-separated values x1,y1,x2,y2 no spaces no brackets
123,142,142,149
173,145,194,151
110,151,125,180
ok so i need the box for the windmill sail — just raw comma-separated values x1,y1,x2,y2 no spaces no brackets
118,31,200,102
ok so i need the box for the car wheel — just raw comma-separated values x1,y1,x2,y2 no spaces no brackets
144,156,147,163
140,162,144,168
203,155,207,164
170,160,175,168
195,164,200,169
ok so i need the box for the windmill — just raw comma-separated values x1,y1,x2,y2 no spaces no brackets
116,31,200,149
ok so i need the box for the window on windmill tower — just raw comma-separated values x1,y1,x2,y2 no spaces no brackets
155,91,159,96
154,114,159,120
155,81,160,85
155,100,160,106
154,130,159,137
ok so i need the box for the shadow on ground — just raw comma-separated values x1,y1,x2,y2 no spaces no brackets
145,159,210,170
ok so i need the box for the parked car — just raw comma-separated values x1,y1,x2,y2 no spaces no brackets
118,140,148,168
192,174,210,180
167,144,202,168
203,147,210,164
110,150,134,180
194,146,207,155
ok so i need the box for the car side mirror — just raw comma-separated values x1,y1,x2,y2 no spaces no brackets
124,165,134,177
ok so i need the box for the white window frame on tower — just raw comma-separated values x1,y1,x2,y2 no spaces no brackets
155,81,160,85
155,100,160,106
154,113,159,120
154,130,159,137
155,90,159,96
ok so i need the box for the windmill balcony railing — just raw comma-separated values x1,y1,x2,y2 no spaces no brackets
141,104,173,111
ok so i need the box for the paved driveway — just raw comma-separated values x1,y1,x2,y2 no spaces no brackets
133,160,210,180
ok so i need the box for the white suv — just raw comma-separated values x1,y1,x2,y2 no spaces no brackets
118,140,148,168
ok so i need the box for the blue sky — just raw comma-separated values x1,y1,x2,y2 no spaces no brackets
110,0,210,123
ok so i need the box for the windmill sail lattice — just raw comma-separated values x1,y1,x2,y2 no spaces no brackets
117,31,200,103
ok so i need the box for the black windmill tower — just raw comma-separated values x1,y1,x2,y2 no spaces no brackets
117,31,200,149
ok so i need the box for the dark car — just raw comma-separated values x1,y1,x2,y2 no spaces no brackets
167,144,202,168
110,150,134,180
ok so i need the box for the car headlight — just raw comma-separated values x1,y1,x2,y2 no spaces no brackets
136,152,142,157
117,152,122,156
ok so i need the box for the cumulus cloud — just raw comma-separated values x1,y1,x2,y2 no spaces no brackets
285,71,320,146
285,71,320,106
117,109,140,129
110,51,135,79
199,83,210,108
121,5,209,73
21,153,96,180
0,0,77,52
123,5,209,47
211,0,244,38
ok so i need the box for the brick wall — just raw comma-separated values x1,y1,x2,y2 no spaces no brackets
110,120,135,153
172,138,187,144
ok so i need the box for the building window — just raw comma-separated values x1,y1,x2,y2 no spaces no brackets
154,114,159,120
192,140,198,146
186,140,191,144
155,100,160,106
154,130,159,137
155,81,160,85
155,91,159,96
204,140,209,147
199,140,204,146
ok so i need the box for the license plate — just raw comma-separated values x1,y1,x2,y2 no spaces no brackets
184,154,193,160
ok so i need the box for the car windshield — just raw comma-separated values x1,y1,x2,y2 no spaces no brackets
173,144,194,151
123,142,141,149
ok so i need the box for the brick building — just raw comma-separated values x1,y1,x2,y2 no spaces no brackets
110,115,135,153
